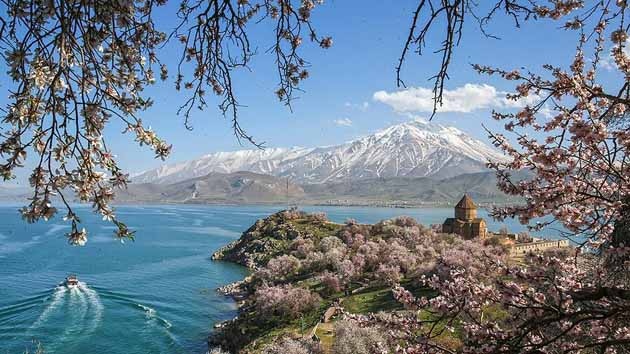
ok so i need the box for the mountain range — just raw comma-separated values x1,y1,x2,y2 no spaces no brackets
1,120,516,205
131,120,506,185
115,171,305,204
115,170,522,206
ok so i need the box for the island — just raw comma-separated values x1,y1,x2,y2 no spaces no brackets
208,195,570,353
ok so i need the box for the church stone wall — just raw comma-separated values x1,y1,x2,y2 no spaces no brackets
455,207,477,220
510,240,570,255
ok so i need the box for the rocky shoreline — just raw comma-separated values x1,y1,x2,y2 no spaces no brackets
207,210,345,352
211,213,315,269
216,278,250,301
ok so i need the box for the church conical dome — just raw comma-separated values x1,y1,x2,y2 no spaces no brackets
455,194,476,209
455,194,477,220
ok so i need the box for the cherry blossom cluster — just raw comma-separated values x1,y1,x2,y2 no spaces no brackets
1,0,171,244
387,249,630,353
260,337,323,354
253,283,321,319
471,1,630,250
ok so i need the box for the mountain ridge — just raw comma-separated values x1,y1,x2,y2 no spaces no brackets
131,120,506,185
115,171,305,204
114,170,521,206
1,170,522,205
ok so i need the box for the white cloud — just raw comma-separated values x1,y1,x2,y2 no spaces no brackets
498,92,540,108
600,56,615,71
373,83,538,113
539,105,554,119
333,118,353,127
408,115,429,124
344,101,370,111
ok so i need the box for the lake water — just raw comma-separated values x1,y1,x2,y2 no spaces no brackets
0,204,561,354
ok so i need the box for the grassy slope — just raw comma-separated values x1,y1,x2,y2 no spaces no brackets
239,281,457,353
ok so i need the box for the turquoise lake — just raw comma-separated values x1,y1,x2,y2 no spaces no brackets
0,204,561,354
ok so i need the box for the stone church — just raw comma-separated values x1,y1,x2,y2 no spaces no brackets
442,194,487,239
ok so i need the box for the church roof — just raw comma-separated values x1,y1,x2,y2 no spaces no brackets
443,218,485,226
455,194,477,209
443,218,456,225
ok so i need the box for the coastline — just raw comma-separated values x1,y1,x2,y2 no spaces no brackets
108,199,518,210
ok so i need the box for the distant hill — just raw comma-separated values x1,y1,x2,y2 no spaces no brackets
131,120,507,185
0,184,29,202
114,170,524,206
115,171,305,204
3,169,524,206
301,171,524,205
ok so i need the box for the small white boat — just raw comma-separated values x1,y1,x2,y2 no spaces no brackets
64,275,79,288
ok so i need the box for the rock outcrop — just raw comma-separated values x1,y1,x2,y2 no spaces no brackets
211,210,315,269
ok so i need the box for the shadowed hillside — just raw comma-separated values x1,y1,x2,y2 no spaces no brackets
116,171,304,204
111,170,525,206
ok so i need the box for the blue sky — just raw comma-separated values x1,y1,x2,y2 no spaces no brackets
0,1,619,180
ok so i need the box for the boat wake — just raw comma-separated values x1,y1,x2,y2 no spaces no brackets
2,282,181,350
77,282,104,334
0,291,49,325
31,286,66,328
18,281,105,351
59,287,87,339
94,288,174,332
30,282,103,334
94,288,179,345
136,303,180,346
136,303,173,329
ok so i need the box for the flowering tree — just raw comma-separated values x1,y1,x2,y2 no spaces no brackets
256,254,302,282
0,0,330,244
333,319,390,354
397,0,630,249
388,250,630,354
253,283,321,319
318,270,342,294
381,1,630,353
261,337,322,354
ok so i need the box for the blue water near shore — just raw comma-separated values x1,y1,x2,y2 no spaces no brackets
0,204,561,354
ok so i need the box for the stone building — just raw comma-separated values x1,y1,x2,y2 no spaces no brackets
442,194,487,239
510,239,570,256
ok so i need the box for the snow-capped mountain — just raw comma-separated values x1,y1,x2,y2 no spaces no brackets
132,120,506,185
132,147,313,185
